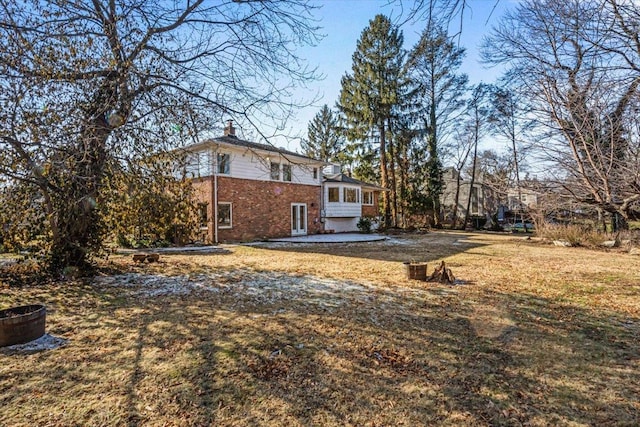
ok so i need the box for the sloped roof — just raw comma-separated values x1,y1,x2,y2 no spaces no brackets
214,135,307,159
323,173,387,191
186,134,324,164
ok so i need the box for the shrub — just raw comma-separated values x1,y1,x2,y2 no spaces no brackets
0,260,50,288
536,222,634,248
357,217,372,233
115,232,133,249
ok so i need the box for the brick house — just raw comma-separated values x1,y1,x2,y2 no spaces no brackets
182,121,383,243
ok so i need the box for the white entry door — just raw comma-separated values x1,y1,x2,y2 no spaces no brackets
291,203,307,236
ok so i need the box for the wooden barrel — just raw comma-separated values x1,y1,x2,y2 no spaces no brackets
404,262,427,281
0,304,46,347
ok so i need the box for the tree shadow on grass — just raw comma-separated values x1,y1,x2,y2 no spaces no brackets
1,271,638,425
121,275,639,425
440,289,640,425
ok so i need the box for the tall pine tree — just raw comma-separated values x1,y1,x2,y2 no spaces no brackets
339,14,406,228
407,23,467,226
302,104,344,162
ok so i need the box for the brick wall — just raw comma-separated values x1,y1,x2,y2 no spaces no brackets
362,191,382,217
193,176,322,243
191,177,215,243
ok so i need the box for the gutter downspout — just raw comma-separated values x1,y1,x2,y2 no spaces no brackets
320,163,326,232
213,148,219,244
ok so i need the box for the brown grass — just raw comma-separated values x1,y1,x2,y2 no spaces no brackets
536,222,640,248
1,231,639,426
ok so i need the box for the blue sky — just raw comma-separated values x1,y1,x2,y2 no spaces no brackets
276,0,516,152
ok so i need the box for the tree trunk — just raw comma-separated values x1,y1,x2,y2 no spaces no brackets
464,131,479,229
48,81,118,272
379,123,391,228
398,135,409,228
452,170,462,228
510,104,524,229
428,102,441,227
387,123,398,227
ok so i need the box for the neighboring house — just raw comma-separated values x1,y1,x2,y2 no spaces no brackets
181,121,383,243
322,166,385,233
497,187,539,224
506,187,538,210
440,167,488,222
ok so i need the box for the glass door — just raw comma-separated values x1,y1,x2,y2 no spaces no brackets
291,203,307,236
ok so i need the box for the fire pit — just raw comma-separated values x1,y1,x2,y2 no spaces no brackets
0,304,46,347
403,262,428,280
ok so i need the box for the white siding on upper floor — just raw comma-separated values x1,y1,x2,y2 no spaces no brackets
184,144,322,186
181,148,213,179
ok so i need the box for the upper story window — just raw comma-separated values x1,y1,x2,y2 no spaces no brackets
217,153,230,174
313,167,318,180
344,187,359,203
184,153,199,178
362,191,373,205
283,164,292,182
185,151,211,178
270,162,280,180
328,187,339,202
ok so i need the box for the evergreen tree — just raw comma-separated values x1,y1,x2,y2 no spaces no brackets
407,23,468,226
302,105,344,162
339,14,407,228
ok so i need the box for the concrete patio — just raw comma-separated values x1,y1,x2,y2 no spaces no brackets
268,233,387,243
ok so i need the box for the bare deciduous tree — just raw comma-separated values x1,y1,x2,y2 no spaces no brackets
486,85,534,224
483,0,640,229
407,21,468,227
462,83,489,229
0,0,320,271
442,127,474,228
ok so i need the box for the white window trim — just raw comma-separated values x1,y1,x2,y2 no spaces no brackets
283,163,292,182
217,152,231,175
362,190,374,206
217,202,232,229
291,203,307,235
327,186,340,203
270,162,280,180
343,187,360,204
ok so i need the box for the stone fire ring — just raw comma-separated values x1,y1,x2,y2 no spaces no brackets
0,304,46,347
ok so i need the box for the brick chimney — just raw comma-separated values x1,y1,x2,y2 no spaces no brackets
224,120,236,137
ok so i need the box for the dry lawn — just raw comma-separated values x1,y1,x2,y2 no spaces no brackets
1,231,639,426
